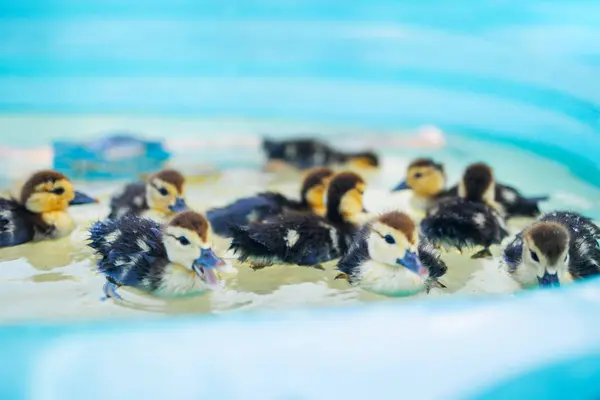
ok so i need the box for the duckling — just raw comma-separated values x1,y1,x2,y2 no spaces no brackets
335,211,447,296
228,171,368,268
393,158,548,219
0,170,97,247
503,211,600,288
207,167,334,237
263,138,379,170
420,163,509,258
108,169,188,220
88,210,227,299
391,158,446,214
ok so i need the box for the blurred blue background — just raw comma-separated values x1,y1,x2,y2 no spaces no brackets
1,0,599,180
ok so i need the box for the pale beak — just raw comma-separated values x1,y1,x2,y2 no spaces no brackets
192,248,226,286
392,180,410,192
397,250,429,276
169,197,188,212
69,190,98,206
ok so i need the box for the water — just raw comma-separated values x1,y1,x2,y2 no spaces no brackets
0,123,599,323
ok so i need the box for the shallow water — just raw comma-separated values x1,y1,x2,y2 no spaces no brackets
0,130,599,323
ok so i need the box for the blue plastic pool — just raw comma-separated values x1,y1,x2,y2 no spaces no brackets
1,1,600,398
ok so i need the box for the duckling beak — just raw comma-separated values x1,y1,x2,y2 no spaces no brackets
192,248,226,286
537,270,560,288
69,190,98,206
525,195,550,204
169,197,188,212
397,251,429,276
391,180,410,192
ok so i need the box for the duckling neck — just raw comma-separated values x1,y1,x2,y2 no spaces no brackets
411,194,433,211
359,260,427,296
156,263,208,296
39,210,75,239
143,208,172,221
345,212,371,226
311,204,326,217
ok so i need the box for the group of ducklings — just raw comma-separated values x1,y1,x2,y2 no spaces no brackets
1,159,599,301
391,159,600,290
0,169,226,299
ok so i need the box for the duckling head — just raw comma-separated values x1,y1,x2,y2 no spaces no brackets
20,170,96,213
146,169,187,215
522,222,570,288
326,171,366,223
163,211,226,285
458,162,495,204
300,167,334,214
392,158,445,198
367,211,429,276
346,151,379,169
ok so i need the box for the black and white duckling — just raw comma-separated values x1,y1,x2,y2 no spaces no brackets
420,163,509,258
263,138,379,170
393,158,549,219
0,170,97,247
108,169,188,220
335,211,447,296
207,167,334,237
503,211,600,288
228,171,368,269
88,210,227,299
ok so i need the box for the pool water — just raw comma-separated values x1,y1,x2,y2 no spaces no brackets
0,126,599,323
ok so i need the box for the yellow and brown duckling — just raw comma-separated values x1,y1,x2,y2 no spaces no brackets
391,158,447,214
0,170,97,247
207,167,334,237
263,138,379,171
393,158,549,219
228,171,368,269
504,211,600,288
89,210,227,299
420,163,509,258
108,169,188,221
335,211,447,297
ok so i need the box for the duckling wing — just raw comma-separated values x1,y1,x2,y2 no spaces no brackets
337,225,370,279
421,198,508,250
503,234,524,273
108,182,147,219
207,192,302,237
496,183,548,218
89,216,167,289
229,213,341,266
417,237,448,279
0,198,35,247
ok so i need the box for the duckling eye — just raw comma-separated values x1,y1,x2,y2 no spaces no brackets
413,172,423,179
158,187,169,196
530,250,539,262
50,188,65,195
178,236,190,246
384,234,396,244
